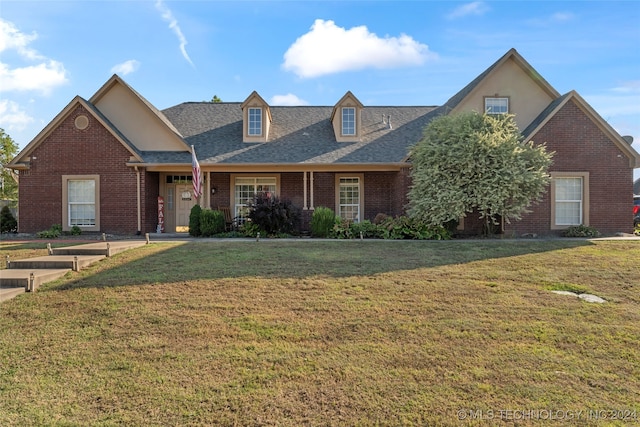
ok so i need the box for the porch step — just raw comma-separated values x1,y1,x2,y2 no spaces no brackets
8,255,105,271
51,241,146,257
0,269,71,291
1,239,148,302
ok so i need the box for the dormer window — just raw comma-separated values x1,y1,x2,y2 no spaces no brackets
342,107,356,135
241,91,272,143
485,97,509,114
248,107,262,136
331,91,364,142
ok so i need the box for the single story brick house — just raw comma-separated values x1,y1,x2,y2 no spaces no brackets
8,49,640,236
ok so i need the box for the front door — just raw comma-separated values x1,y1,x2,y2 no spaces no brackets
176,184,197,232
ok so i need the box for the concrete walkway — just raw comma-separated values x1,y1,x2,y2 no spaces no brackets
1,240,148,302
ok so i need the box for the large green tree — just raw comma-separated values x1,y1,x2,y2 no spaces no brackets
407,112,552,232
0,128,19,201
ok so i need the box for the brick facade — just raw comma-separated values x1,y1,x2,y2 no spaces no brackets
504,99,634,236
143,171,160,234
17,105,152,234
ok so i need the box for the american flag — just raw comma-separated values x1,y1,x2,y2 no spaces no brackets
191,145,202,199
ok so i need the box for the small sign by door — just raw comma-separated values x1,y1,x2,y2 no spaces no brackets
157,196,165,233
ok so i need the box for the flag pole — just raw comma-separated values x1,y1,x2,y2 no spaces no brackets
191,145,202,202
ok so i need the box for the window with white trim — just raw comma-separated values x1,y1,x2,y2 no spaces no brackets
68,179,96,226
62,175,100,232
555,177,583,226
248,107,262,136
342,107,355,135
234,176,277,219
338,177,361,222
485,97,509,114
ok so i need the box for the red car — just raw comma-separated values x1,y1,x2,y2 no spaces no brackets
634,195,640,227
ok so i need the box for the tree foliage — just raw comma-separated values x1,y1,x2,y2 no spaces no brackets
0,205,17,233
407,112,553,231
0,128,19,200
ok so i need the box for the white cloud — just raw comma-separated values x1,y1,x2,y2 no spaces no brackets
0,19,41,60
0,61,67,95
155,0,194,67
111,60,141,76
270,94,309,106
0,99,34,132
612,80,640,94
282,19,433,78
447,2,489,19
0,19,68,95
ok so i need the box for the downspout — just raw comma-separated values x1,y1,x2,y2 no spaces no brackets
135,166,141,235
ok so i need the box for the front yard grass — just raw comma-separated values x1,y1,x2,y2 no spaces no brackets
1,239,639,426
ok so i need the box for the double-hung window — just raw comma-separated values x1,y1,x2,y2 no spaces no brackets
337,176,362,222
554,177,583,226
248,107,262,136
342,107,355,135
485,97,509,114
68,180,96,226
62,175,100,231
234,176,277,220
551,173,589,229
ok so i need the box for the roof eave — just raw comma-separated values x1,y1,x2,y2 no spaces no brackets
134,162,410,173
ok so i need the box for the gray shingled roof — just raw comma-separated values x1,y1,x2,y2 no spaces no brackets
140,48,560,167
146,103,439,165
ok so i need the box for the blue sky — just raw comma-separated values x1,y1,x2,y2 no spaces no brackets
1,1,639,178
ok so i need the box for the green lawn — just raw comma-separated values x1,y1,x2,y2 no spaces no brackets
1,239,639,426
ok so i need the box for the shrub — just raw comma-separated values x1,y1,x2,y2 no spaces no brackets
310,207,336,237
200,209,225,237
70,225,82,236
248,193,300,236
189,204,202,237
350,220,381,239
379,216,451,240
330,216,450,240
331,219,355,239
562,224,600,238
240,221,262,238
0,205,17,233
37,224,62,239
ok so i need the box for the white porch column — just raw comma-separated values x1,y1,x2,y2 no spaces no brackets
309,171,315,210
135,166,141,234
206,171,211,208
303,171,308,210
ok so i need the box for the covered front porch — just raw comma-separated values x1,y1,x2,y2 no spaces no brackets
152,167,408,234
